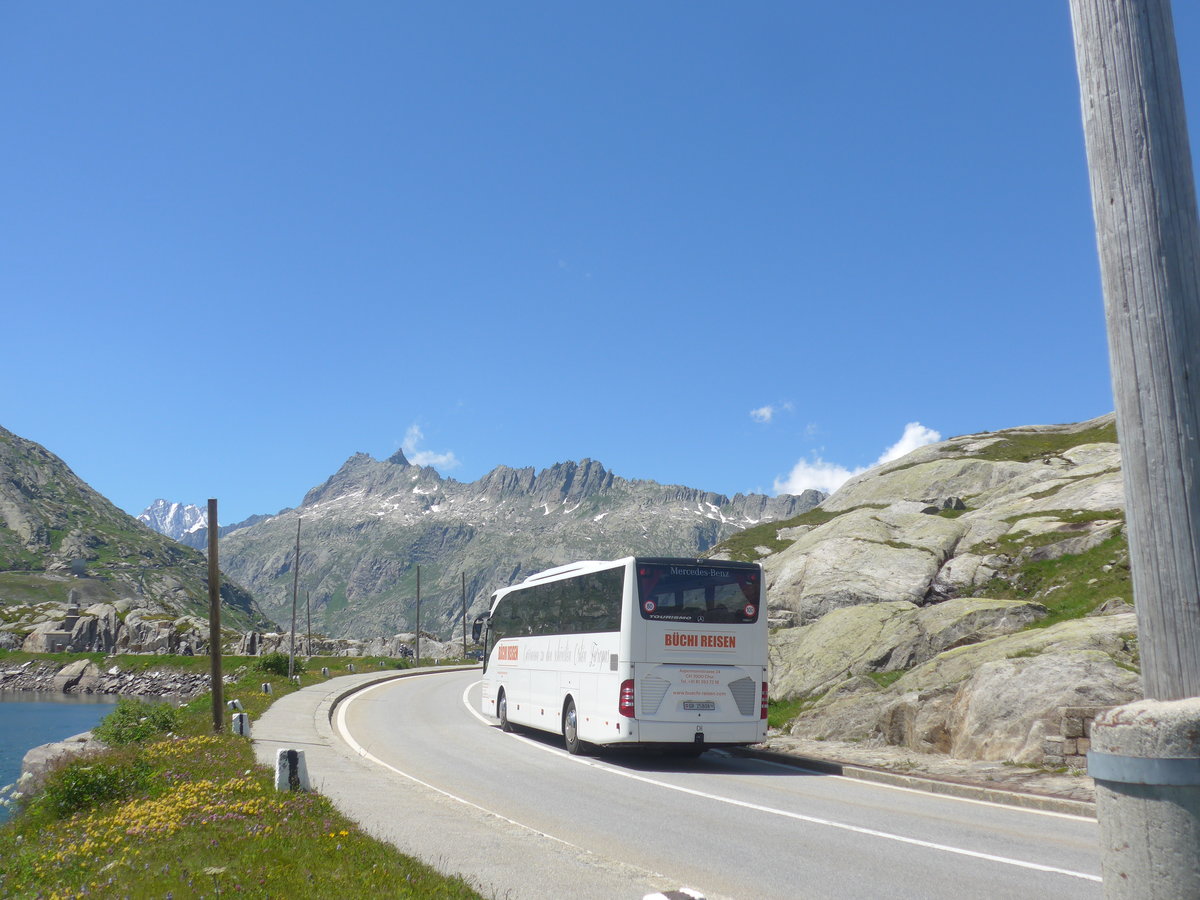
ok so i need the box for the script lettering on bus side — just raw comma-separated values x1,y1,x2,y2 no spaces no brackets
663,632,736,651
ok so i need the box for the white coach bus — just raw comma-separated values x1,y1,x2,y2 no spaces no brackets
473,556,768,755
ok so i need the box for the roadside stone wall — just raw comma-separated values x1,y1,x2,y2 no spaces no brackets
1042,705,1109,770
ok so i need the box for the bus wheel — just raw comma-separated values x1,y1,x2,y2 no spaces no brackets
498,690,514,733
563,699,584,755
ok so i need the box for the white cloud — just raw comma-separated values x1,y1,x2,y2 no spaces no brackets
773,422,942,496
877,422,942,465
750,401,793,424
773,457,863,495
402,425,460,470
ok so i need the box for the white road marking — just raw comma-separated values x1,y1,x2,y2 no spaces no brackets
337,678,582,850
739,753,1095,823
456,679,1101,884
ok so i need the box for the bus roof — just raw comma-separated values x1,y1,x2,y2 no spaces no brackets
516,556,760,586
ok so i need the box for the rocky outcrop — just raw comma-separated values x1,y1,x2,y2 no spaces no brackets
18,731,109,793
765,505,969,625
234,630,463,660
769,597,1048,699
719,413,1144,768
783,614,1140,764
11,600,225,656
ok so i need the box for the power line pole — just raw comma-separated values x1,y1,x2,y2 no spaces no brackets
207,499,224,733
1070,1,1200,894
415,564,421,664
288,518,301,679
462,571,467,657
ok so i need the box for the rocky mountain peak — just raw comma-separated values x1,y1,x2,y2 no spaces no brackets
137,499,207,542
302,450,426,507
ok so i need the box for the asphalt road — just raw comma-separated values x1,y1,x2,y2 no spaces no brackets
334,669,1103,900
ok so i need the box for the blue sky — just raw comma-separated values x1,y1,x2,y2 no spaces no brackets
4,3,1198,525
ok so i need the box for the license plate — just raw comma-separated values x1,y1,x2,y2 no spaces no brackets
683,701,715,711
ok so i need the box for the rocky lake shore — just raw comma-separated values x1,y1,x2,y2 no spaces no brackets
1,659,215,701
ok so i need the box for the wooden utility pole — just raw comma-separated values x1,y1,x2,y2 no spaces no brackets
462,571,467,657
1070,1,1200,894
207,499,224,733
288,518,301,678
415,564,421,663
1071,0,1200,701
305,589,312,659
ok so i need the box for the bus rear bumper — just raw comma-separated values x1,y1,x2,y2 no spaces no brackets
630,720,766,746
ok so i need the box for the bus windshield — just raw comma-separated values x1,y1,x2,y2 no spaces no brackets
636,562,760,624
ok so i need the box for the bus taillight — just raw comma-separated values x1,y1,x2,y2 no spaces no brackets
619,679,635,718
761,681,769,720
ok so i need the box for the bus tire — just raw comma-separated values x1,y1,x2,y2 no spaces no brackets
563,698,585,755
498,689,514,733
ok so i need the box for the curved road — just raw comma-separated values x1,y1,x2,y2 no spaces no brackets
332,669,1102,900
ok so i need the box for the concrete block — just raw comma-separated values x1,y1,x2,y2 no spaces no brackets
274,748,311,792
232,713,250,737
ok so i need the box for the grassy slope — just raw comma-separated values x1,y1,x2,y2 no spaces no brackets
0,655,482,899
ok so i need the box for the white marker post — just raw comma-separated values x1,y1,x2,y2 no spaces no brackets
274,748,310,792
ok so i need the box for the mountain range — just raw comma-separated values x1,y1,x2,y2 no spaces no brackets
207,451,823,640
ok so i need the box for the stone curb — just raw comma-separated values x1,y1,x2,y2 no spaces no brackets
731,747,1097,819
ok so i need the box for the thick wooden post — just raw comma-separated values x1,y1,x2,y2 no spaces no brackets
207,499,224,733
1070,2,1200,895
1070,0,1200,700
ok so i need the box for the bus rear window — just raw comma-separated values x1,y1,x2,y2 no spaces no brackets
636,563,760,624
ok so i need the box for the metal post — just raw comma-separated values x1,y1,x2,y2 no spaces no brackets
462,571,467,657
207,499,224,733
415,564,421,663
1070,1,1200,894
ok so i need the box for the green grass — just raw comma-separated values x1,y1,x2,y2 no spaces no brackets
0,665,482,899
709,507,849,562
767,694,824,730
972,421,1117,464
866,670,906,688
978,532,1132,628
969,509,1124,559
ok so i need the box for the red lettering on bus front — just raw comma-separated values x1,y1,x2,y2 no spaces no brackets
665,633,736,650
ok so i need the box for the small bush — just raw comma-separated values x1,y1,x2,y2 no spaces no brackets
94,697,180,745
254,651,304,676
29,754,153,821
